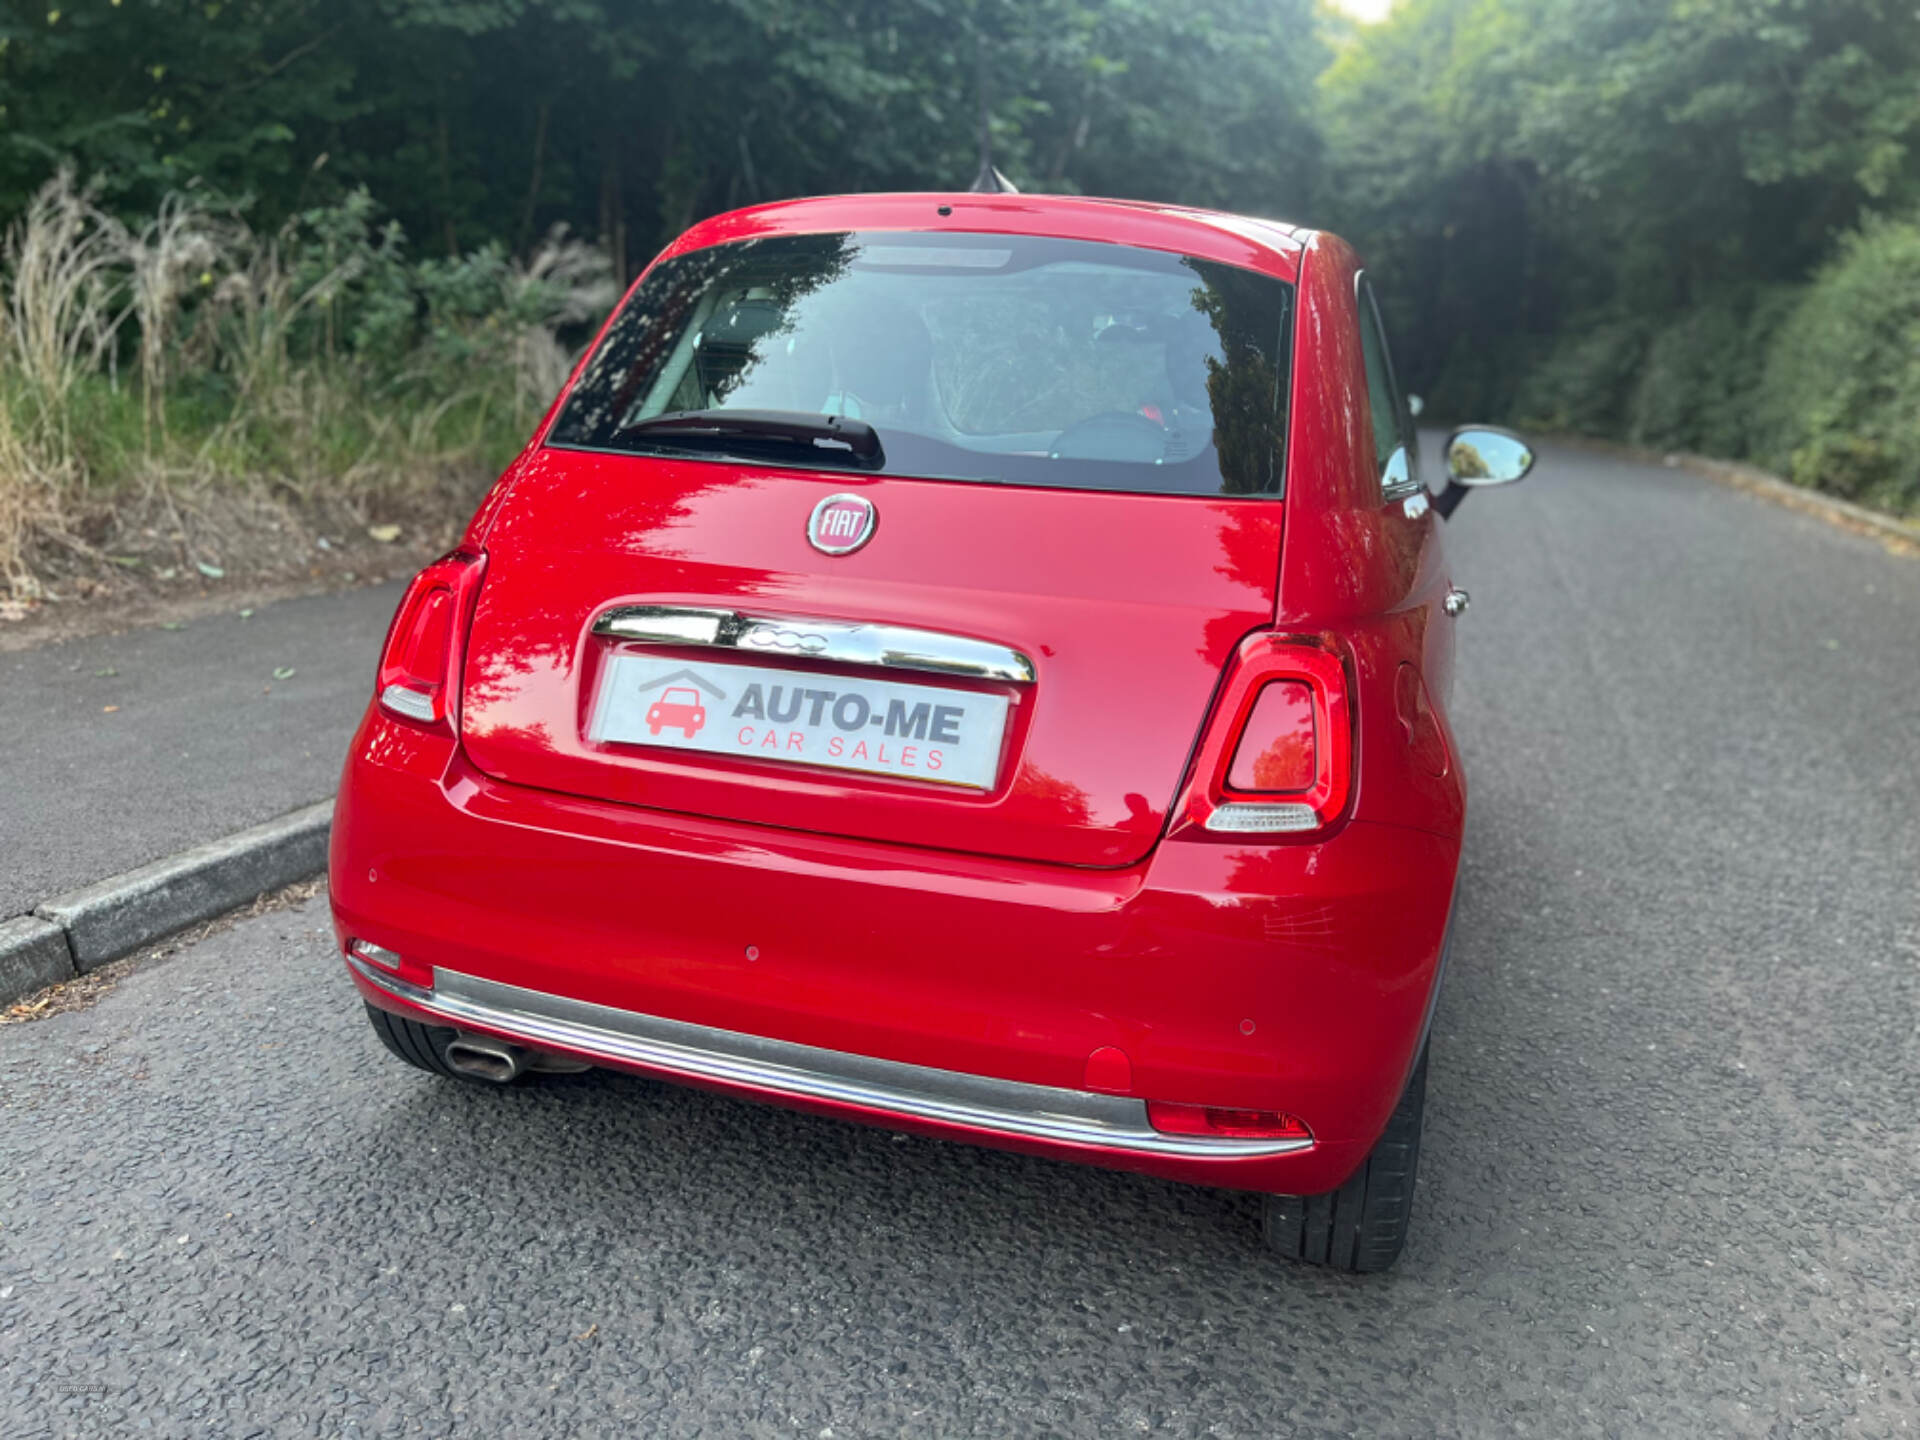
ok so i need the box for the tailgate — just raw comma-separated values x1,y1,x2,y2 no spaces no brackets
458,449,1282,867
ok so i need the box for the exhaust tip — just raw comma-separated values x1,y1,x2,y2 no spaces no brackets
444,1035,524,1083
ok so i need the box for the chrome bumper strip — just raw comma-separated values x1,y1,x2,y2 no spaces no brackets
348,956,1310,1159
591,605,1038,685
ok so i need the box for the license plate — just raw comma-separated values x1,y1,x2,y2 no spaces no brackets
590,654,1012,790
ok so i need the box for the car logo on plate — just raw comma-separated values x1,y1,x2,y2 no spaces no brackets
807,493,876,556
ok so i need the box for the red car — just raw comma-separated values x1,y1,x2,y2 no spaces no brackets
332,193,1532,1271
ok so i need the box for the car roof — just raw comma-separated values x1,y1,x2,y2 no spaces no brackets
659,192,1309,284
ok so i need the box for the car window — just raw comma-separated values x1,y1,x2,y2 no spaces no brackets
548,231,1294,497
1357,277,1417,496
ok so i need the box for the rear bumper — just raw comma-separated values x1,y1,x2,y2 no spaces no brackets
349,953,1310,1160
331,708,1459,1195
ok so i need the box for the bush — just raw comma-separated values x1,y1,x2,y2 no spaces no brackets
1509,315,1651,437
0,173,617,596
1626,289,1798,458
1754,216,1920,516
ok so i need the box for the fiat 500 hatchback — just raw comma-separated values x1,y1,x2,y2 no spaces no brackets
332,192,1532,1271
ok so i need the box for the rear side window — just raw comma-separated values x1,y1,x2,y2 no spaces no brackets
1357,276,1417,496
548,230,1293,497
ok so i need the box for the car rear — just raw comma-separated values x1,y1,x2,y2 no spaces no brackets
332,195,1454,1261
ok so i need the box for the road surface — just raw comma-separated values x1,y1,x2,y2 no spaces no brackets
2,442,1917,1436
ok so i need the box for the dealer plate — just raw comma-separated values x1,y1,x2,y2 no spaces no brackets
590,654,1011,790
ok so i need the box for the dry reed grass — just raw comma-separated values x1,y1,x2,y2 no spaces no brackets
0,173,615,607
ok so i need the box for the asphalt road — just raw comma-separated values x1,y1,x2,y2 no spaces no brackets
0,581,402,920
3,444,1918,1436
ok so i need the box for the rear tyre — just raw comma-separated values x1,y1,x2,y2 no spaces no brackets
1262,1045,1427,1272
363,1002,482,1082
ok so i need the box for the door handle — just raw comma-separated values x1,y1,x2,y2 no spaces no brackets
1443,588,1470,618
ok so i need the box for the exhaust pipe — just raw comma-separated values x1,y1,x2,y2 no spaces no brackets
444,1034,525,1083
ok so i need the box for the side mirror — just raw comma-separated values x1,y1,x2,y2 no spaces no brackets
1434,425,1533,518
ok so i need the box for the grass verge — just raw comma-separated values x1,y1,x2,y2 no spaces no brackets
0,170,612,612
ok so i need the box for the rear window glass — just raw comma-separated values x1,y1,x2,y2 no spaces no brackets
547,230,1293,497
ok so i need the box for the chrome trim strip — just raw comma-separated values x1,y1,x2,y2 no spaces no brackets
593,605,1037,684
350,958,1309,1159
594,606,734,647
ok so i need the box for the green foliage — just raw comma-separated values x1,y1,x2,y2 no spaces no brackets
0,0,1323,268
1509,316,1650,438
0,171,616,594
1317,0,1918,358
1753,216,1920,515
0,1,353,215
1313,0,1920,510
1625,289,1797,457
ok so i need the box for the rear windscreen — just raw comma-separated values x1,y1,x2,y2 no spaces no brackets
547,230,1293,497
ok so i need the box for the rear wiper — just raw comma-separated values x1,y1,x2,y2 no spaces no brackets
613,409,885,469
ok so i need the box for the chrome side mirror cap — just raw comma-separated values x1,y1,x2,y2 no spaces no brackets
1435,425,1534,518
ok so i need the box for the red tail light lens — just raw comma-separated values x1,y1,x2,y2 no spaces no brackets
377,551,486,730
1146,1102,1313,1141
1177,635,1351,836
1226,680,1317,793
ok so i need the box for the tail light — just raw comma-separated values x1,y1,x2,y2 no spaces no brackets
1146,1102,1313,1141
376,551,487,730
1176,634,1351,836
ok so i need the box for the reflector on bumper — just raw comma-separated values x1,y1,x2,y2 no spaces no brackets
1146,1101,1313,1141
348,938,404,971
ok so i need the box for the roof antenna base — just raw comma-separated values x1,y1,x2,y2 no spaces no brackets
969,162,1018,195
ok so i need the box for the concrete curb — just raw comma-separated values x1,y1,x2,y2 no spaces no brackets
1678,456,1920,554
18,800,334,986
0,915,75,1003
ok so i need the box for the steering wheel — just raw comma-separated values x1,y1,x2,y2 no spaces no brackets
1048,410,1169,463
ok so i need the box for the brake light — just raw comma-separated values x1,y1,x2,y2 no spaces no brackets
1146,1102,1313,1141
1177,635,1351,836
1227,680,1316,793
377,551,486,729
